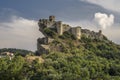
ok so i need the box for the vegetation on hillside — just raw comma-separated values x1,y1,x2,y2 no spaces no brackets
0,33,120,80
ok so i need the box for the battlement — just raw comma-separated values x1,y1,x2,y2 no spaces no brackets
38,15,56,29
49,15,55,22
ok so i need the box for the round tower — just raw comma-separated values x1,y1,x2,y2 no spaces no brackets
56,21,63,35
71,26,81,39
75,27,81,39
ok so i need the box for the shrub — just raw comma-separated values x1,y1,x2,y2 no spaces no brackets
44,28,56,38
59,31,77,40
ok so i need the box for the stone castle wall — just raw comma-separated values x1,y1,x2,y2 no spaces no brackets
71,26,81,39
37,16,104,55
38,16,81,39
81,29,103,40
37,37,54,55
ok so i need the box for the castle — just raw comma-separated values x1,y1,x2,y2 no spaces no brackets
38,15,81,39
37,16,104,55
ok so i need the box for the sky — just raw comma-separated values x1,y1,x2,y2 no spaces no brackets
0,0,120,51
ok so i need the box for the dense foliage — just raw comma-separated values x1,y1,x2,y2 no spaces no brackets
43,28,57,38
59,31,77,40
0,35,120,80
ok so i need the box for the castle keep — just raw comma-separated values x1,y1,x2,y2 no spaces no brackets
37,16,104,55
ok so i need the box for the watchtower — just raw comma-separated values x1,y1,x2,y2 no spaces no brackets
71,26,81,39
56,21,63,35
49,15,55,22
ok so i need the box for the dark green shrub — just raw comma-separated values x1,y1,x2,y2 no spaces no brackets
44,28,56,38
59,31,76,40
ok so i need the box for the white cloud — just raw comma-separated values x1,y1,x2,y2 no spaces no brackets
102,24,120,44
94,12,114,29
80,0,120,12
0,16,43,51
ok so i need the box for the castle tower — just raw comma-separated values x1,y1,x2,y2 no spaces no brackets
71,26,81,39
56,21,63,35
98,30,102,35
49,15,55,22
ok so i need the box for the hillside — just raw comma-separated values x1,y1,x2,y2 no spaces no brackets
37,16,106,55
0,16,120,80
0,30,120,80
0,29,120,80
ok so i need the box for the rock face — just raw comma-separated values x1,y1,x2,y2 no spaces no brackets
37,16,105,55
37,37,54,54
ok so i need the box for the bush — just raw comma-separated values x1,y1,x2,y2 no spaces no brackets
81,34,92,43
59,31,76,40
44,28,56,38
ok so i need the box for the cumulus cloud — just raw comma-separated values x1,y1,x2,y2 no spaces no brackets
94,12,114,29
100,23,120,44
80,0,120,12
0,16,43,51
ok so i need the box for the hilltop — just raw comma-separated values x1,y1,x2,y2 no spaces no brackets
37,16,108,55
0,16,120,80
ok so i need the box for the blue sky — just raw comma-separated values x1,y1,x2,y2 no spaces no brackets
0,0,120,51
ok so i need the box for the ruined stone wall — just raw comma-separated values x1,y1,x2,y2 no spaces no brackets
37,37,54,45
49,16,55,22
37,15,105,55
37,37,54,55
37,37,48,45
37,43,50,55
62,24,71,32
81,29,103,40
38,19,55,28
38,16,56,30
